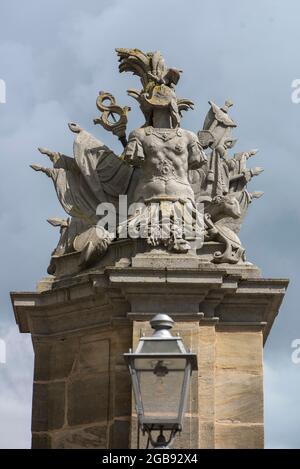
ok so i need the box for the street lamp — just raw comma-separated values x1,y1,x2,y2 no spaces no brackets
124,314,198,449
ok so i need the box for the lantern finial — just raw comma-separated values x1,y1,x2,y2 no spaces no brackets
150,314,174,337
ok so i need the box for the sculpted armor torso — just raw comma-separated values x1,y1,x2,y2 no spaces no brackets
124,126,206,202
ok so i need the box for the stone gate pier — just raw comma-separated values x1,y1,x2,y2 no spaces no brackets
11,246,288,449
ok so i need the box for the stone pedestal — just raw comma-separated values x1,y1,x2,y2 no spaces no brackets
11,249,288,449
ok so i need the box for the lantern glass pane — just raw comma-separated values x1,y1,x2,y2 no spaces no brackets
136,357,186,424
139,339,183,354
135,357,186,371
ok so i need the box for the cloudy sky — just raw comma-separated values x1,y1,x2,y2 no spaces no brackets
0,0,299,448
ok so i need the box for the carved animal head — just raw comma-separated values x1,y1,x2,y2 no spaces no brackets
207,194,241,222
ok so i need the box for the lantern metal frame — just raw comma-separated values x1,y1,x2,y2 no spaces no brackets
124,314,198,448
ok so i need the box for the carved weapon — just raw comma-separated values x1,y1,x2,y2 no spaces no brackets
93,91,131,148
229,167,264,183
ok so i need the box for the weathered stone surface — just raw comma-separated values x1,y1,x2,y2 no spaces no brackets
76,338,110,375
111,326,132,367
199,422,215,449
215,370,263,423
67,374,109,426
176,416,199,450
32,382,65,432
51,425,107,449
34,337,78,381
131,253,201,269
215,330,263,426
32,433,52,449
198,324,216,448
216,331,263,371
114,370,132,418
110,420,131,449
215,423,264,449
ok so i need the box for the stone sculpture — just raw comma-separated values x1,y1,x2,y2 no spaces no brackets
31,48,263,274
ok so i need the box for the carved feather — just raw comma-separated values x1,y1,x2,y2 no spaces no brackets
177,98,194,116
47,218,69,228
116,48,152,88
151,51,167,81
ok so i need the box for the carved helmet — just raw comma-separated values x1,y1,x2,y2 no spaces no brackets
116,48,193,128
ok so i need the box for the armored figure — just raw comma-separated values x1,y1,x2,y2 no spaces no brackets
31,48,263,273
125,127,205,201
119,126,206,252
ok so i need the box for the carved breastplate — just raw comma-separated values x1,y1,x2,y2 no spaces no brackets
156,158,176,179
145,126,182,141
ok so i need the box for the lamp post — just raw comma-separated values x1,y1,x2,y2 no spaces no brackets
124,314,198,449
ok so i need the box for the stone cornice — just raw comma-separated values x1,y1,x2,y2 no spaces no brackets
11,263,288,345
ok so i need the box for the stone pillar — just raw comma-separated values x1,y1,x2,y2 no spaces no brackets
198,320,216,448
11,253,288,449
214,325,264,448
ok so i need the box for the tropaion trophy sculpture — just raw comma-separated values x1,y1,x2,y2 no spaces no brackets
31,48,263,275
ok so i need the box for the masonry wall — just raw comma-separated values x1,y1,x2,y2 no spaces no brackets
31,322,132,449
29,320,264,449
214,327,264,448
130,321,264,449
12,262,286,449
